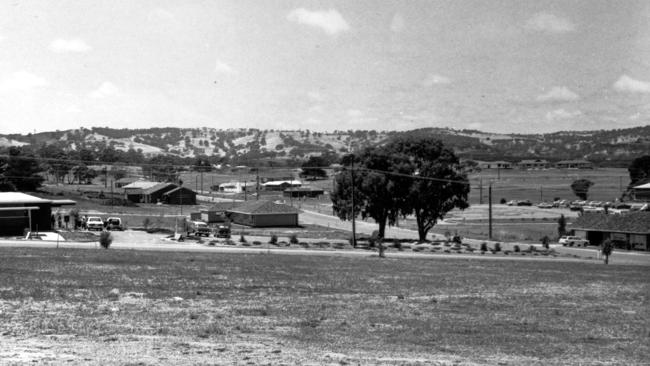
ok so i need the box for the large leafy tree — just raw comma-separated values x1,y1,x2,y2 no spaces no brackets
388,136,470,241
38,143,73,183
3,146,44,191
628,155,650,186
571,179,594,200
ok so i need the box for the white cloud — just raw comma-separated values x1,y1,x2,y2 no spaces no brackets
422,73,452,87
390,13,405,33
347,109,364,118
0,71,49,94
287,8,350,35
89,82,120,98
525,13,576,33
49,39,92,53
215,60,236,75
150,8,175,21
546,108,582,120
536,86,580,102
613,74,650,93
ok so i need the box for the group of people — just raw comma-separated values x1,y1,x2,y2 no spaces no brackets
50,211,89,230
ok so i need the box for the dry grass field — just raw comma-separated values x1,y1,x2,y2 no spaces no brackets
1,247,648,365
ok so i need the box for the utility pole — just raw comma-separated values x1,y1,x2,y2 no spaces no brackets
479,178,483,205
540,185,543,202
256,168,260,200
488,183,493,240
350,159,357,248
200,171,203,195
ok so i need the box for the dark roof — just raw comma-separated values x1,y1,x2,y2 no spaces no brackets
207,201,241,212
162,186,196,195
142,183,177,195
571,212,650,234
227,200,299,215
284,187,324,192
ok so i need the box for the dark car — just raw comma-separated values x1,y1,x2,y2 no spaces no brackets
517,200,532,206
215,225,231,239
105,217,124,231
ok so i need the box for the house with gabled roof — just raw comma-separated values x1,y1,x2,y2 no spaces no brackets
571,212,650,251
142,183,178,203
632,182,650,201
225,200,299,227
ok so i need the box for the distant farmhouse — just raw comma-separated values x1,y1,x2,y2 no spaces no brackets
571,212,650,251
0,192,76,236
518,159,550,170
555,160,594,169
262,180,302,191
214,181,256,194
476,161,513,170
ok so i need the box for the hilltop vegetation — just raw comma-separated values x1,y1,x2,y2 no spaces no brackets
1,125,649,168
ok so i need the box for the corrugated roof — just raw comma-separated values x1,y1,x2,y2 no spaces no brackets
162,186,195,195
227,200,299,214
123,181,160,190
571,212,650,234
142,183,177,195
207,201,241,212
0,192,50,204
634,183,650,189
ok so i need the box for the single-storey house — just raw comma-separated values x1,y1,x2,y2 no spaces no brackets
571,212,650,251
476,161,513,170
163,186,197,205
632,182,650,201
142,183,178,203
283,187,325,198
555,160,594,169
262,180,302,191
518,159,550,170
225,200,299,227
0,192,76,235
216,181,255,193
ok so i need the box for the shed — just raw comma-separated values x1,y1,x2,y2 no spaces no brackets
142,183,178,203
226,200,299,227
632,182,650,201
571,212,650,251
163,186,197,205
283,187,325,198
262,180,302,191
123,181,160,202
0,192,76,235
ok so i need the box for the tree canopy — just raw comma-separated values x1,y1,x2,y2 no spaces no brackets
1,146,44,191
628,155,650,186
331,136,469,241
300,156,329,180
570,179,594,200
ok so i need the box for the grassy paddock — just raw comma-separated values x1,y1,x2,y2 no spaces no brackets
0,247,647,364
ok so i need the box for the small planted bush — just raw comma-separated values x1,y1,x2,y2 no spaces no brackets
393,239,402,251
289,234,299,244
480,242,488,252
269,234,278,245
99,231,113,249
239,234,247,243
494,243,502,252
514,245,521,253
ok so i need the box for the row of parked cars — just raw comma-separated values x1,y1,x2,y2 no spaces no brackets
187,221,231,239
86,217,123,231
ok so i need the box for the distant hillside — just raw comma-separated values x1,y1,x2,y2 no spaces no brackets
2,125,649,167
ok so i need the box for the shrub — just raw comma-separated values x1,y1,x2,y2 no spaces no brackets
513,245,520,252
500,198,507,204
393,239,402,251
143,218,151,230
289,234,299,244
239,234,247,243
269,234,278,245
494,243,501,252
480,242,488,252
99,231,113,249
252,241,261,245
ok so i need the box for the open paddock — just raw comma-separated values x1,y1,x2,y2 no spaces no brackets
0,247,647,364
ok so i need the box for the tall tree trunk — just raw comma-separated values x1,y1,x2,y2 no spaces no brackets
415,209,427,242
377,212,387,239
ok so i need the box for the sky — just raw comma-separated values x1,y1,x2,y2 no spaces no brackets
1,0,649,134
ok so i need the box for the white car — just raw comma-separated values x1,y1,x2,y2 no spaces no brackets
559,236,589,247
86,217,104,231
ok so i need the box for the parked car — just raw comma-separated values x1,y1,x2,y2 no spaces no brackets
187,221,211,237
559,236,590,247
215,225,231,239
86,217,104,231
537,202,553,209
105,217,123,231
517,200,532,206
506,200,518,206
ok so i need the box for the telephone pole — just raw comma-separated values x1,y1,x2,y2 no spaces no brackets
488,183,493,240
350,160,357,248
